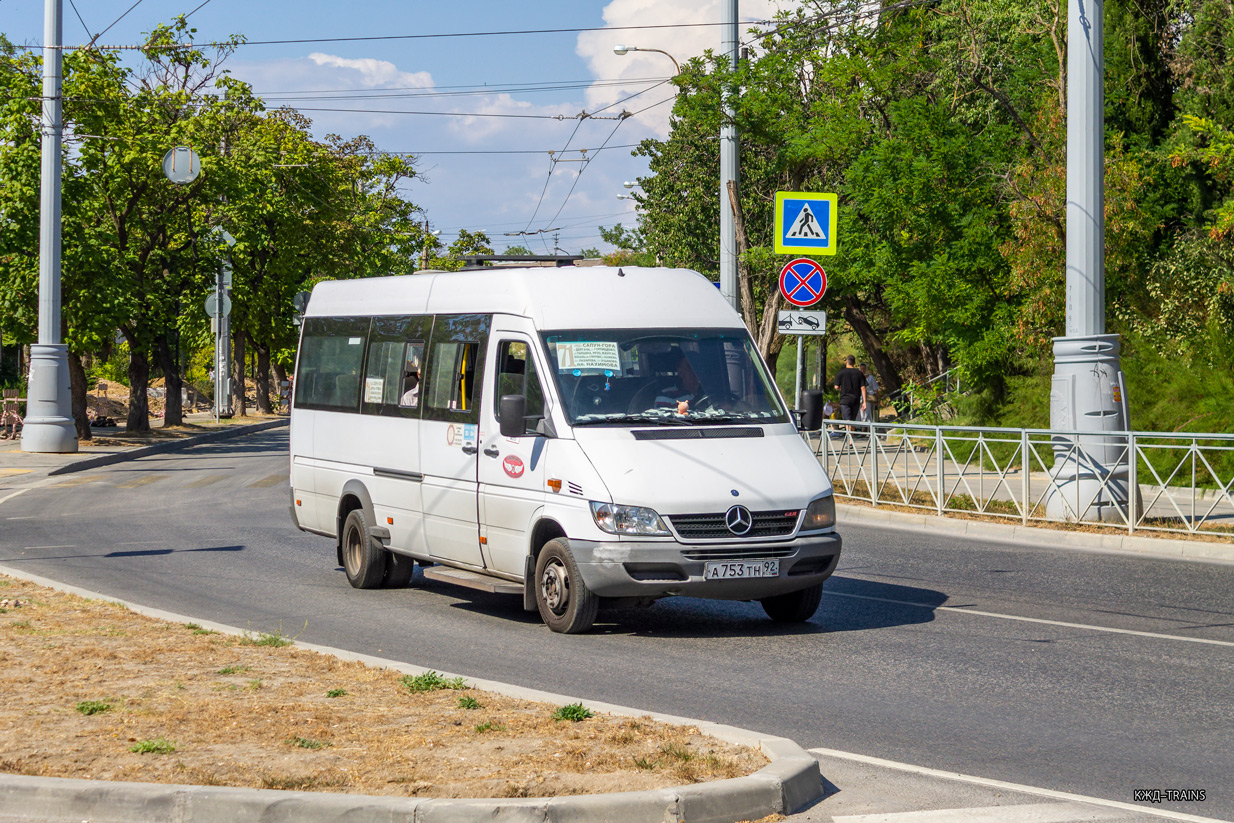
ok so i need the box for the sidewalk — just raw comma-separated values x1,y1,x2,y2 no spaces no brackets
0,413,288,489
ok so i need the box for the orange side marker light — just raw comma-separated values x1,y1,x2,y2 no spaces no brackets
547,479,562,493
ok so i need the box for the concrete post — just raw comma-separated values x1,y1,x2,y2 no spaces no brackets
22,0,78,453
719,0,739,310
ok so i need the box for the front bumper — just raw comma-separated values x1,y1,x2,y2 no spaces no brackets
568,532,841,600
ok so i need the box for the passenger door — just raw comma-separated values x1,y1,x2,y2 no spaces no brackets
359,316,430,556
478,334,551,577
419,315,490,567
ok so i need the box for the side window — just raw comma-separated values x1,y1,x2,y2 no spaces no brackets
294,317,370,413
427,342,479,411
423,314,491,424
360,316,431,418
495,340,545,420
399,343,426,408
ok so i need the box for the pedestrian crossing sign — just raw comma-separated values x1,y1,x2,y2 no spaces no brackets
775,191,838,256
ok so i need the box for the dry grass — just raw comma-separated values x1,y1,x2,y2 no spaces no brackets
0,574,765,798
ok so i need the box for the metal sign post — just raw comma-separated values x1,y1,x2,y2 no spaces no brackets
208,230,236,420
778,311,827,408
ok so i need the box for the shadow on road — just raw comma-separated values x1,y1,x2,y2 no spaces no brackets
0,545,245,563
815,575,948,632
429,572,948,638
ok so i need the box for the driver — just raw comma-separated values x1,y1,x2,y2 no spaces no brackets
654,350,702,414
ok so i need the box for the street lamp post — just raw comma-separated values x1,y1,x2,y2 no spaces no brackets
612,45,680,75
22,0,78,453
719,0,740,312
1046,0,1137,522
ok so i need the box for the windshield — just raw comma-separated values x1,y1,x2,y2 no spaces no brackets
542,328,789,426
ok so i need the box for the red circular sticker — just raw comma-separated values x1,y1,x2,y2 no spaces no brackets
503,455,525,479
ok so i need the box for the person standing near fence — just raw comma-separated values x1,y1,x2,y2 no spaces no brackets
859,363,879,424
833,355,867,430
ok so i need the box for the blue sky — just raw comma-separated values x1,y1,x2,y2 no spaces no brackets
4,0,790,254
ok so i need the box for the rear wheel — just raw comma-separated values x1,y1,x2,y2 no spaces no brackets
760,583,823,623
341,509,386,589
535,538,599,634
383,552,416,588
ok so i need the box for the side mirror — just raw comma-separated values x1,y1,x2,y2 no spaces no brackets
500,395,527,438
800,390,824,432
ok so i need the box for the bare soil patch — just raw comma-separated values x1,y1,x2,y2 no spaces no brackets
0,575,766,798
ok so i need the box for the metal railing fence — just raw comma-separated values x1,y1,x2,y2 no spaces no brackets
805,421,1234,539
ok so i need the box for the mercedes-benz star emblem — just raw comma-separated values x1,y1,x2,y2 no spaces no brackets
725,505,753,536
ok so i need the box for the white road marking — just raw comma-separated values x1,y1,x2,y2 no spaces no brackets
833,801,1126,823
0,488,30,507
23,546,76,550
810,747,1225,823
825,591,1234,649
5,516,35,520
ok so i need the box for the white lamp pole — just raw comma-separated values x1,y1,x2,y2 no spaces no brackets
718,0,740,311
23,0,78,453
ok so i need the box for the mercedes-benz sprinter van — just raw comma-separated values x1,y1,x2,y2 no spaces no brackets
289,266,841,633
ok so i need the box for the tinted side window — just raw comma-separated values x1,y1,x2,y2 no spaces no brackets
423,314,491,425
294,317,370,412
361,315,431,418
495,340,545,420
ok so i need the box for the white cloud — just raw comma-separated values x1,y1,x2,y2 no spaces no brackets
576,0,799,137
305,53,433,89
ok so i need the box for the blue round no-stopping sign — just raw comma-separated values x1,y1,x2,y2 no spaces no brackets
779,258,827,307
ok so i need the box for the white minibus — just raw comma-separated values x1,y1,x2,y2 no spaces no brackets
289,266,841,633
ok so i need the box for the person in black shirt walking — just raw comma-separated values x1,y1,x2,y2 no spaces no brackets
833,354,867,431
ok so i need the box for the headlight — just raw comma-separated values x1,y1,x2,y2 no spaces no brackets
590,502,670,536
801,494,835,531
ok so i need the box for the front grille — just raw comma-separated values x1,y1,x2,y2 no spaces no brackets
668,510,800,541
681,546,796,561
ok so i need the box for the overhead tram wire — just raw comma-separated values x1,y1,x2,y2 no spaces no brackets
85,0,147,48
24,20,771,52
183,0,216,19
250,75,670,98
517,78,676,235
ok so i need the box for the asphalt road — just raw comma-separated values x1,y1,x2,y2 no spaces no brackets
1,429,1230,820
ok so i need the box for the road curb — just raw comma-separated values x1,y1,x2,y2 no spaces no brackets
46,418,289,477
837,502,1234,564
0,565,823,823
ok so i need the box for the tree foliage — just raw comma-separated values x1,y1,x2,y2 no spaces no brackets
631,0,1234,419
0,19,446,434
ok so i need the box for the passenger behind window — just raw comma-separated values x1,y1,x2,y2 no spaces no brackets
399,369,420,407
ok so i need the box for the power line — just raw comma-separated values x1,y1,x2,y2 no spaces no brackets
183,0,215,20
259,78,668,103
23,19,776,52
66,0,95,42
374,144,640,156
249,75,670,97
87,0,147,48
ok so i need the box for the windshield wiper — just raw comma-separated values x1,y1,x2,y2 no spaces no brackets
572,413,693,426
687,414,760,424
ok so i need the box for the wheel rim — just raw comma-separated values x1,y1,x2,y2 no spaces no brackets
540,558,570,616
344,523,362,575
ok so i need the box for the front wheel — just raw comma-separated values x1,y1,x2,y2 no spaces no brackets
341,509,387,589
760,583,823,623
535,538,599,634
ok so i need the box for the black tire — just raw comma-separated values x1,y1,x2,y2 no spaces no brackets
535,538,599,634
341,509,387,589
383,552,416,588
760,583,823,623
